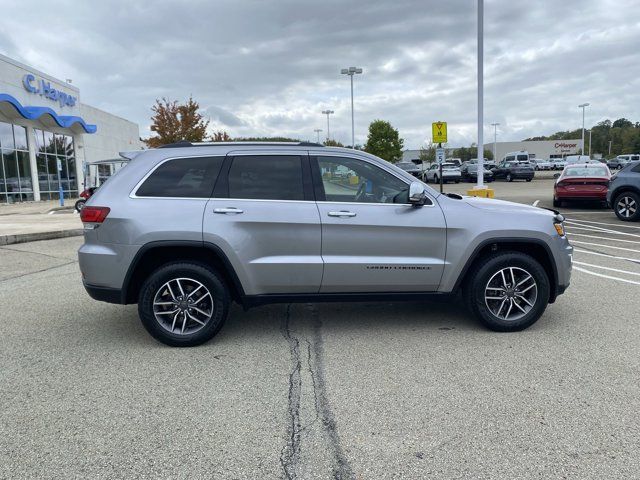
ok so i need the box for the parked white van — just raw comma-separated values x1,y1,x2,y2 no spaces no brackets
502,151,530,163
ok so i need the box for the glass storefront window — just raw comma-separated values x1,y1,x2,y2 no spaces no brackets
1,123,32,202
33,128,78,202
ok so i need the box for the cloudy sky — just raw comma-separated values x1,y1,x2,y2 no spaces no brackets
2,0,639,148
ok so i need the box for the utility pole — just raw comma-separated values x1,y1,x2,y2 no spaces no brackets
340,67,363,148
491,122,500,163
578,103,590,154
321,110,334,141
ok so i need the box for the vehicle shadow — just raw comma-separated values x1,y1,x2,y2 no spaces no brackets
105,297,481,348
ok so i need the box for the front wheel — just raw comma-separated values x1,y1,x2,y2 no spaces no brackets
138,262,230,347
464,252,550,332
74,199,86,212
614,192,640,221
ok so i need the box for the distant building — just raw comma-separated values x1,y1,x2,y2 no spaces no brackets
483,139,582,162
0,53,140,203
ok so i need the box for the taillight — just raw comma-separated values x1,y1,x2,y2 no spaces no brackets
80,206,110,223
556,181,567,188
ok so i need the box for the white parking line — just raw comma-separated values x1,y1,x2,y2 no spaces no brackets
564,225,640,237
565,218,640,230
573,261,640,277
573,266,640,285
573,248,640,264
570,240,640,254
566,232,640,244
565,221,640,238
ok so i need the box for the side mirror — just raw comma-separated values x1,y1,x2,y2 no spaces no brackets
409,181,427,205
553,173,560,179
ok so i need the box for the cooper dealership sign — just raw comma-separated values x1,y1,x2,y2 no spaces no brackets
22,73,77,108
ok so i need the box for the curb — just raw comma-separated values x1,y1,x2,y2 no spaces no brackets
0,229,83,246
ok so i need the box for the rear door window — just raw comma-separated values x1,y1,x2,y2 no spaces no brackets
136,156,224,197
227,155,304,201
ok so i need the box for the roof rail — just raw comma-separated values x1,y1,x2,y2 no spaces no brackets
158,141,325,149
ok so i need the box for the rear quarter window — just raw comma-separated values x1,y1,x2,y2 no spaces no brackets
136,156,224,197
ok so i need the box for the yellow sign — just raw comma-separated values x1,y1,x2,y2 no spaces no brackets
432,121,447,143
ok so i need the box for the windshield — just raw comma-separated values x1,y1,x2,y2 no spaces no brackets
565,166,609,177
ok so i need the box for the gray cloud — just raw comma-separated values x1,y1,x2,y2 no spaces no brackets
1,0,638,149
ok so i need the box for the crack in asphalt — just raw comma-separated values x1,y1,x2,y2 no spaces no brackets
280,303,354,480
0,260,78,284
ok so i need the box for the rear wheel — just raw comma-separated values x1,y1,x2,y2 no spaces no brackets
553,197,561,208
614,192,640,221
74,199,86,212
138,262,230,347
506,173,513,182
464,252,550,332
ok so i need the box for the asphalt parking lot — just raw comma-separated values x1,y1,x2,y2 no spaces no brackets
2,177,640,479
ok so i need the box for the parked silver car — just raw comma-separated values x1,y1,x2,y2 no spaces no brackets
79,142,572,346
424,162,461,183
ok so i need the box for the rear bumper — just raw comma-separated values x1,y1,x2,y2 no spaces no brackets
83,282,124,304
555,191,608,200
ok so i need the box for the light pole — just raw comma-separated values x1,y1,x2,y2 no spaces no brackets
340,66,363,148
588,129,592,157
476,0,484,188
321,109,334,141
578,103,590,155
491,122,500,163
314,128,323,143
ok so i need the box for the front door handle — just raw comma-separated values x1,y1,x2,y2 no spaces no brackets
213,207,244,214
328,210,357,218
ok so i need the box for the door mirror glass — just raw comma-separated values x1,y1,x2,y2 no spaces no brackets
408,181,426,205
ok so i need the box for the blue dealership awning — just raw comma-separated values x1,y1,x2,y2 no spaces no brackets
0,93,97,134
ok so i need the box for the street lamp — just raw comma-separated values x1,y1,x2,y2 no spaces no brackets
491,123,500,163
314,128,323,143
476,0,485,188
578,103,590,155
588,129,592,157
321,109,334,141
340,66,363,148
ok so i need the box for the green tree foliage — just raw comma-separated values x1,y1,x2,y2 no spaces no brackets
524,118,640,157
364,120,404,162
451,145,493,162
418,140,435,162
324,139,345,147
145,97,209,148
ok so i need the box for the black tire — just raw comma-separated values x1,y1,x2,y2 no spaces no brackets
526,178,532,182
434,175,439,184
74,199,86,212
455,180,460,184
613,191,640,221
552,197,561,208
506,173,513,182
464,251,550,332
138,262,230,347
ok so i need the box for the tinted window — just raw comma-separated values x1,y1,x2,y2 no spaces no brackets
228,155,304,200
137,156,223,197
317,156,409,204
517,154,528,161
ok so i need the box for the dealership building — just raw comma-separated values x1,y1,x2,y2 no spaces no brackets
483,139,583,162
0,53,141,203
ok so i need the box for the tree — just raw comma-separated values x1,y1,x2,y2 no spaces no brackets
233,136,300,142
324,139,344,147
144,97,209,148
211,130,231,142
364,120,404,162
418,140,435,162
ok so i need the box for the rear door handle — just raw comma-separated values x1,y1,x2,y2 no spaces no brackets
328,211,357,218
213,207,243,214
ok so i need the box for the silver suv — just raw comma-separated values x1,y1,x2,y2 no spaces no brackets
79,142,572,347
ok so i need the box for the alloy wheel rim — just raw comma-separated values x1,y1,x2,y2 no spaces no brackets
153,277,214,335
617,197,637,218
485,267,537,321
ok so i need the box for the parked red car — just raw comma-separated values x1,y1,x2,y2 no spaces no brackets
553,163,611,207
